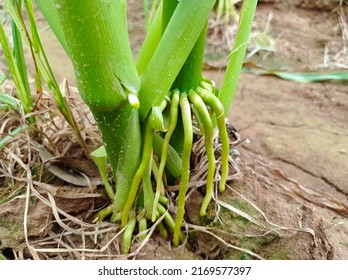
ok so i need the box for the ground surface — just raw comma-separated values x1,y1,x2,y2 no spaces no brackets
0,0,347,259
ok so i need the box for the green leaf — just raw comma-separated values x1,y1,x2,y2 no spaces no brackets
11,0,31,99
136,1,163,75
34,0,70,56
94,106,142,212
269,70,348,83
242,65,348,82
139,0,216,119
218,0,258,114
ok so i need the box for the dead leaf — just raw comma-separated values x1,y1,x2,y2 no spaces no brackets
36,145,103,186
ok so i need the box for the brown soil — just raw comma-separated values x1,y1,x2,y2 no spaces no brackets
1,0,347,259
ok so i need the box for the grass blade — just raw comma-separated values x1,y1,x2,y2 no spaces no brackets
136,0,163,75
218,0,258,114
11,0,31,98
0,16,33,118
4,0,90,154
34,0,70,56
268,70,348,83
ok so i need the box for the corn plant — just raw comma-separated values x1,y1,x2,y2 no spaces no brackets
0,0,257,254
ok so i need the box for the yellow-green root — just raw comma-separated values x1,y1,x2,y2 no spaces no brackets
121,216,137,254
152,90,179,222
122,121,154,227
93,205,114,222
138,217,148,241
188,90,215,216
143,157,154,220
157,221,169,239
110,211,122,223
157,203,184,242
159,195,169,205
197,83,230,192
173,93,192,246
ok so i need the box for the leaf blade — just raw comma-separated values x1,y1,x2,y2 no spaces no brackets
139,0,216,119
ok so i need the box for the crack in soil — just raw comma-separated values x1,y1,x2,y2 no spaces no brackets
273,156,348,199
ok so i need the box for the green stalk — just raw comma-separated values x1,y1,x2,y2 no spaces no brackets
144,0,160,32
54,0,140,112
150,99,168,131
22,0,43,107
49,0,143,214
218,0,258,113
173,93,192,246
149,0,161,26
159,195,169,205
157,221,169,239
216,0,225,22
93,205,114,222
93,107,141,213
110,212,122,223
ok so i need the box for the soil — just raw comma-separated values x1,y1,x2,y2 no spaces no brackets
0,0,347,259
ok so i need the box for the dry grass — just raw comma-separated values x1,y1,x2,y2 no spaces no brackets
0,79,325,259
0,81,274,259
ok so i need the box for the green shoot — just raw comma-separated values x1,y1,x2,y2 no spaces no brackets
90,146,114,200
